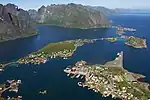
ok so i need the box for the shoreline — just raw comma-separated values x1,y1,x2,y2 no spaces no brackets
0,32,39,43
125,42,147,48
0,39,96,70
37,24,111,30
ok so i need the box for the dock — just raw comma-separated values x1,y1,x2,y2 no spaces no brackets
64,68,87,76
0,80,21,97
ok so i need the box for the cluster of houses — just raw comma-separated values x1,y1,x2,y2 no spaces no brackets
50,49,74,59
82,65,142,100
0,80,22,99
18,52,48,65
64,59,146,100
17,49,74,65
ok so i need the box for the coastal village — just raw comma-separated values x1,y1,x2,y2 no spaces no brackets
64,52,150,100
0,80,22,100
0,39,95,71
16,39,94,65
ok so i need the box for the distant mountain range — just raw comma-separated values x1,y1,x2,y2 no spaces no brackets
1,3,150,42
114,8,150,13
0,3,121,42
87,6,115,16
29,3,110,29
0,3,112,42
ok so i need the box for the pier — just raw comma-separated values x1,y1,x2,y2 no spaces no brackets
0,62,17,70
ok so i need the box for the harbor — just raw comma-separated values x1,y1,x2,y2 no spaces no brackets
0,80,22,99
64,52,150,100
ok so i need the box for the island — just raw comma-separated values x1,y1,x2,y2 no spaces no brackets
64,52,150,100
125,36,147,48
103,36,147,49
0,39,96,70
0,80,22,100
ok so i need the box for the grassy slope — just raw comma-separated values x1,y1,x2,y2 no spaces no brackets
39,41,75,54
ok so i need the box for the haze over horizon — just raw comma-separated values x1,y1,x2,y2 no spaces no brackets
1,0,150,10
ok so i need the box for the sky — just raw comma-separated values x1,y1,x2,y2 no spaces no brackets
1,0,150,10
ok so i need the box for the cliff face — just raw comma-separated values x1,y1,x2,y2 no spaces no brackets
34,3,109,28
0,4,36,42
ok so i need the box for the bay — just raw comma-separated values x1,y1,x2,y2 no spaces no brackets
0,13,150,100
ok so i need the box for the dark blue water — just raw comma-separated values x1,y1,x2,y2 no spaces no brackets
0,13,150,100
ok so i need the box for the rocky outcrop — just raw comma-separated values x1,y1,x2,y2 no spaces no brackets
0,3,36,42
34,3,110,28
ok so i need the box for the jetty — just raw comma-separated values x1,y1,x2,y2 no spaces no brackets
0,62,17,70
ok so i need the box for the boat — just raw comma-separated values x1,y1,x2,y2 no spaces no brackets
77,82,83,87
39,90,47,95
67,73,70,76
17,80,22,84
76,74,80,78
0,69,4,72
81,76,84,79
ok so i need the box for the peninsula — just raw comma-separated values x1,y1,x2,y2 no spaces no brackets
64,52,150,100
0,39,96,70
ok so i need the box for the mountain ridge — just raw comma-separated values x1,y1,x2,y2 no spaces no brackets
0,3,37,42
29,3,110,29
0,3,111,42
